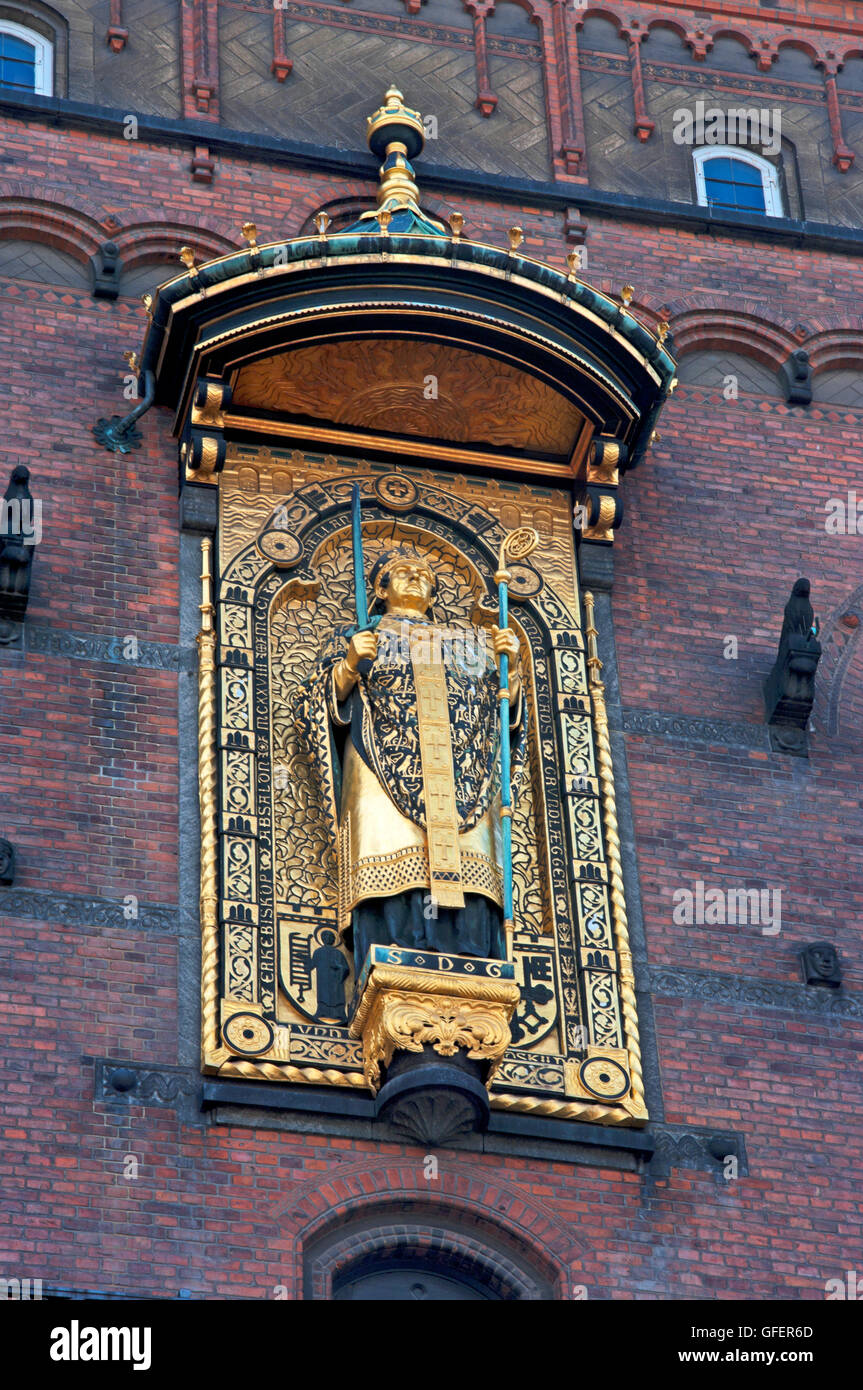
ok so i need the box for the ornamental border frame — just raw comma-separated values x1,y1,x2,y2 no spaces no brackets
199,469,647,1126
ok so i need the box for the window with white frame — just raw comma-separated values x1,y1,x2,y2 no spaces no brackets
0,19,53,95
693,146,783,218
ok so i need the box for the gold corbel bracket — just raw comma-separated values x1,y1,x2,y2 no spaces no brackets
586,437,625,487
575,438,628,545
349,952,520,1095
183,376,233,482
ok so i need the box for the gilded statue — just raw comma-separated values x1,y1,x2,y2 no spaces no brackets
291,546,526,967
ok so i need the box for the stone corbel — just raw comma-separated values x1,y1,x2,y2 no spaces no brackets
0,838,16,885
779,348,813,406
564,207,588,246
754,36,778,73
574,437,628,591
271,8,293,81
106,1,128,53
191,146,216,184
684,26,712,62
90,241,122,300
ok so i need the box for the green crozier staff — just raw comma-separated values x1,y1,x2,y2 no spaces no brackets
494,527,539,961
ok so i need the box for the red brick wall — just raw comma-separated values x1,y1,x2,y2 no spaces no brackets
1,109,861,1299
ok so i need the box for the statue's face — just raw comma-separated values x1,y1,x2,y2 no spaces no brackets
378,559,434,614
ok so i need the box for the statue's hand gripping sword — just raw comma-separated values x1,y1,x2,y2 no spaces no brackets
495,527,539,961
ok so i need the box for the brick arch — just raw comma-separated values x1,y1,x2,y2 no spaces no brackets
668,309,798,372
803,328,863,376
267,1157,580,1297
578,7,626,35
487,0,542,27
704,26,759,61
299,1194,569,1300
305,1212,555,1300
0,194,105,264
112,221,240,274
773,35,822,66
642,16,690,44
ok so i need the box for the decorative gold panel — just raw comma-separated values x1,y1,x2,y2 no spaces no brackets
198,446,647,1125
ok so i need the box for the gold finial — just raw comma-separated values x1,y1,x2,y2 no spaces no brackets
566,250,581,280
449,212,464,240
179,246,196,270
378,208,392,236
314,210,331,235
583,591,602,683
649,430,661,447
668,378,678,395
363,86,428,222
657,319,669,344
621,283,634,307
241,222,258,249
123,350,138,372
140,293,152,311
508,226,524,252
199,538,214,636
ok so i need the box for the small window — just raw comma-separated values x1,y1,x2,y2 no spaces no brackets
693,147,783,218
0,20,53,95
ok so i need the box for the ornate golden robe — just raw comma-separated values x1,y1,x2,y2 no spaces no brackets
292,613,525,942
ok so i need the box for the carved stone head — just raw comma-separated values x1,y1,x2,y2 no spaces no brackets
800,941,841,988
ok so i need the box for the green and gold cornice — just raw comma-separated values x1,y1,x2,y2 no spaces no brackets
114,86,676,486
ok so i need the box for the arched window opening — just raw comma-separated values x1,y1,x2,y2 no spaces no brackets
693,146,783,217
0,19,53,94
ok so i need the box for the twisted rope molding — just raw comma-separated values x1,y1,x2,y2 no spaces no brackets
490,1091,634,1126
584,591,646,1120
218,1059,367,1087
197,539,221,1066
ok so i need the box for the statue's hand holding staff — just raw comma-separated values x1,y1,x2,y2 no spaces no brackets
491,624,520,702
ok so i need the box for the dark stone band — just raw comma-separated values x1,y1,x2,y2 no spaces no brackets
92,1058,746,1176
0,886,180,932
616,708,769,751
650,965,863,1021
